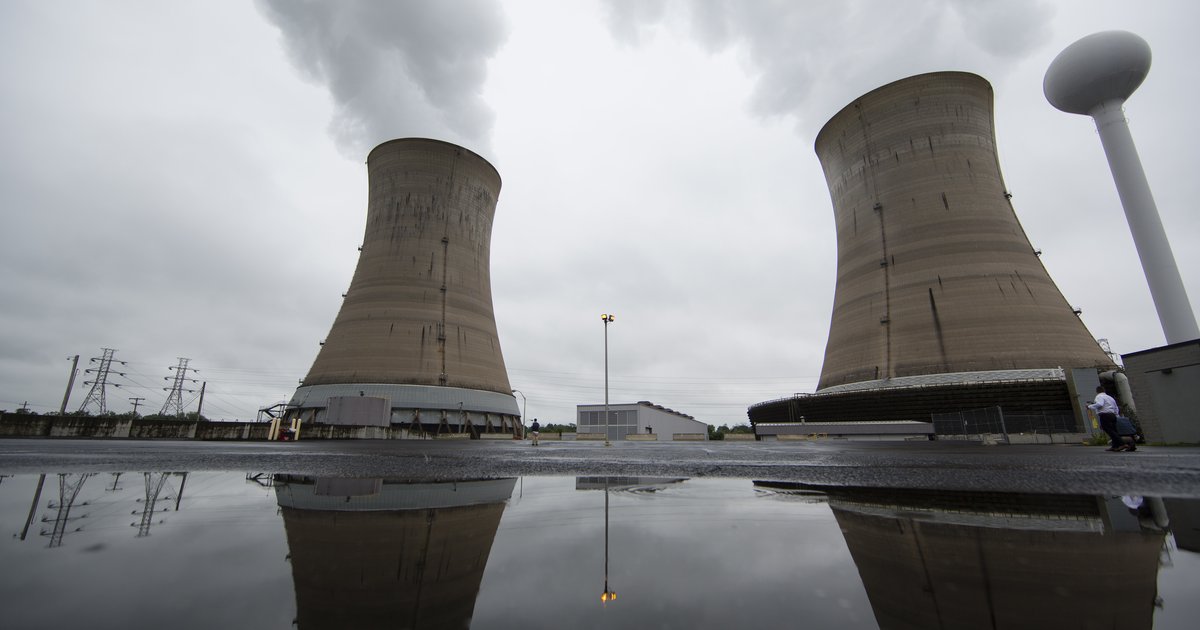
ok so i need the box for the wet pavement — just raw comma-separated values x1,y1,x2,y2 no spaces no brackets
2,438,1198,497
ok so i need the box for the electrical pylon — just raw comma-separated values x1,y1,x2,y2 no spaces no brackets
133,472,173,537
41,473,93,548
1097,338,1120,365
78,348,125,414
159,358,198,417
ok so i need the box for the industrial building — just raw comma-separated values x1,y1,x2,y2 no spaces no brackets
287,138,520,436
576,401,709,441
751,72,1115,436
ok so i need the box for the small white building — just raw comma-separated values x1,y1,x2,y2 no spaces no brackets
576,401,708,441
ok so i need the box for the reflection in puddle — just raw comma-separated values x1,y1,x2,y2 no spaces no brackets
761,483,1172,630
274,476,514,629
0,472,1196,629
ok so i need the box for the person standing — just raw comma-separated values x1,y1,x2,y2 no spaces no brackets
1088,385,1124,451
529,418,540,446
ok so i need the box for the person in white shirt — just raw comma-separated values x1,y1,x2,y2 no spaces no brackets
1088,385,1125,451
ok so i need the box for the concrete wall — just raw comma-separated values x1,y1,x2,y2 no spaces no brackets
0,414,276,440
639,406,708,439
326,396,390,426
1123,340,1200,444
0,414,545,440
813,72,1112,390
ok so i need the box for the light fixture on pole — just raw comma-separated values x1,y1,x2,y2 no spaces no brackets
601,313,615,447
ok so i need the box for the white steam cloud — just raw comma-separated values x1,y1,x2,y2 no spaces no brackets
601,0,1055,132
256,0,508,157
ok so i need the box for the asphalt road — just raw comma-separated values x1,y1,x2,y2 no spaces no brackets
2,438,1198,497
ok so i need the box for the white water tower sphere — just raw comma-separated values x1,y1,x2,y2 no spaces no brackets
1044,31,1199,345
1044,31,1151,115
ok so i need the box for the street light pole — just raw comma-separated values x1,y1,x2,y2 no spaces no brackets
601,314,614,447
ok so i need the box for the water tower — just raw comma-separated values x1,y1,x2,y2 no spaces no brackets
1045,30,1199,344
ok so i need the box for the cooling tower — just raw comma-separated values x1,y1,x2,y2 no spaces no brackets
814,72,1112,391
289,138,519,434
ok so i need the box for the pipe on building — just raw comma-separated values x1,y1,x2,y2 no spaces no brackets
1100,369,1138,416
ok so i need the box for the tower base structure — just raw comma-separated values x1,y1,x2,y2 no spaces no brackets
750,369,1080,433
287,383,521,436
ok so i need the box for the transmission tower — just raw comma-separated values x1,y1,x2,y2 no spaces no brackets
41,473,94,548
132,473,173,537
159,358,198,416
78,348,126,414
1097,338,1120,365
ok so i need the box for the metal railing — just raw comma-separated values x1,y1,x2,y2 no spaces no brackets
931,406,1077,440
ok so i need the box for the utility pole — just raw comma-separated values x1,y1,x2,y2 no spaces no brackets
59,355,80,414
159,358,198,417
174,472,187,511
78,348,125,414
128,397,145,416
195,381,206,419
20,474,46,541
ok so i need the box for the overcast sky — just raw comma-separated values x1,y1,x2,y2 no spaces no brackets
1,1,1196,425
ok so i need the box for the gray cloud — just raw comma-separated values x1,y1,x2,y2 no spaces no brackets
601,0,1056,130
255,0,508,157
951,0,1056,57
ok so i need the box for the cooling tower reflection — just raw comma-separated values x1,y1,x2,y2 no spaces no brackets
758,482,1168,630
273,476,516,629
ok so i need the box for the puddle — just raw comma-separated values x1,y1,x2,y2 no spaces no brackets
1,472,1196,629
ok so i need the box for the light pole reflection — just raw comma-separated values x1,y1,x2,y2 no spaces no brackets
601,477,616,605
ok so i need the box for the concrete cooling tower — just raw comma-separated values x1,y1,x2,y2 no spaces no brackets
816,71,1111,388
751,72,1115,431
288,138,519,435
